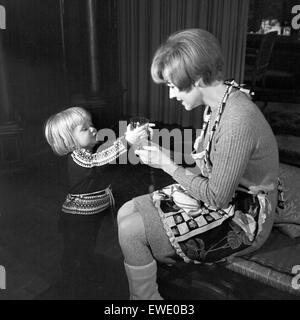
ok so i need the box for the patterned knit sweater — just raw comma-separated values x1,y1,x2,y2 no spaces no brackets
62,136,127,215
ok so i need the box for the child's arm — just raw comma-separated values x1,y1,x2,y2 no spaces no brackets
71,124,153,168
71,137,127,168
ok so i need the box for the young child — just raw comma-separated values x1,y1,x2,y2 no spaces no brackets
44,106,147,299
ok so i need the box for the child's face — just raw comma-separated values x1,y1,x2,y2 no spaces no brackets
73,120,97,149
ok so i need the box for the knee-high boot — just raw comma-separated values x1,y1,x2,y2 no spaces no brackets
124,260,163,300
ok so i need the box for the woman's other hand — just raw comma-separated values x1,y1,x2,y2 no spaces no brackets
135,143,178,175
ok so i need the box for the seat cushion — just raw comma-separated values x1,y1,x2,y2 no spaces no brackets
227,229,300,295
227,162,300,295
274,163,300,236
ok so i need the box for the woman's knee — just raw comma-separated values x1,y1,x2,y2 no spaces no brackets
117,201,145,239
117,200,135,225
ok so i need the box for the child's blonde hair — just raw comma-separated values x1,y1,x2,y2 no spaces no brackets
44,106,92,156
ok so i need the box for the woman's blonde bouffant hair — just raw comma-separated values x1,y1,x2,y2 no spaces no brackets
151,28,224,92
44,106,91,156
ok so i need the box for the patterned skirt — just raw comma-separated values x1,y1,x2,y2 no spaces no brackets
152,184,270,264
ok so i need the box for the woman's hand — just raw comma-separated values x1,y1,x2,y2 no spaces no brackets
135,143,179,175
124,123,155,145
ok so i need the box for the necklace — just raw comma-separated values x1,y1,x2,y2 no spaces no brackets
193,80,238,172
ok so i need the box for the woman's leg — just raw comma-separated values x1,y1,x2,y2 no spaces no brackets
117,200,153,266
118,199,177,266
117,200,175,300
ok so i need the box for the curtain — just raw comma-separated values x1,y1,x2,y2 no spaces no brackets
117,0,249,128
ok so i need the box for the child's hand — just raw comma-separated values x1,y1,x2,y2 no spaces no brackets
125,123,155,145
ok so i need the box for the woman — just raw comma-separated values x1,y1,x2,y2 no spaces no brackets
117,29,279,300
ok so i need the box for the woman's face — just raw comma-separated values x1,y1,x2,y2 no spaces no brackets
73,120,97,149
167,83,203,111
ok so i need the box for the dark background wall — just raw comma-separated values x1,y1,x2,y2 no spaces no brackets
0,0,119,127
1,0,67,124
1,0,298,129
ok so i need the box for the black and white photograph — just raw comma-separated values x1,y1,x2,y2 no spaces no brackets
0,0,300,304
